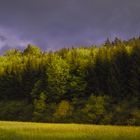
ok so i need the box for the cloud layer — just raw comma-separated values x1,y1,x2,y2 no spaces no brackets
0,26,33,53
0,0,140,52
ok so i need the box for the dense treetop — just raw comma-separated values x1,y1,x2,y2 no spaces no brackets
0,37,140,125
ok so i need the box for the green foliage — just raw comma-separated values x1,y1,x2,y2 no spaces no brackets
23,44,41,55
0,37,140,125
32,92,47,122
4,49,21,56
82,95,110,124
54,100,73,122
0,101,33,121
46,57,70,101
113,97,140,125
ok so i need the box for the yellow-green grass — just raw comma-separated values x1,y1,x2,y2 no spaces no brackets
0,121,140,140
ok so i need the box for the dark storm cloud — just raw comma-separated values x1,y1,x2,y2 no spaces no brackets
0,0,140,51
0,35,7,41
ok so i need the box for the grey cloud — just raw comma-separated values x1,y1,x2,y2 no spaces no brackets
0,35,7,41
0,0,140,51
0,26,33,52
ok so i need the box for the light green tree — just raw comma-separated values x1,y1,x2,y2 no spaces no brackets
33,92,47,121
54,100,73,121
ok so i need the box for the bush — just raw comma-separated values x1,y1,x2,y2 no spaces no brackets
0,100,33,121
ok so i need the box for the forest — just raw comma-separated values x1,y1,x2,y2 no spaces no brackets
0,37,140,125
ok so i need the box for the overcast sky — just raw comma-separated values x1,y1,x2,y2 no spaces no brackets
0,0,140,52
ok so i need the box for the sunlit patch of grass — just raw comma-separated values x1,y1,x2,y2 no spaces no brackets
0,121,140,140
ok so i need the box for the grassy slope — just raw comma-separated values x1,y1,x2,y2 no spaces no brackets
0,121,140,140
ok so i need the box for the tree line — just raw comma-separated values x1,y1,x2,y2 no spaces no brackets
0,37,140,125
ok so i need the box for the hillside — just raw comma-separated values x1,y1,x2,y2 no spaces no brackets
0,37,140,125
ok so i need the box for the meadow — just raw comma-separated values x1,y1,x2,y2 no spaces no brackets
0,121,140,140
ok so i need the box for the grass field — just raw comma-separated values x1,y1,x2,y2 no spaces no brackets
0,121,140,140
